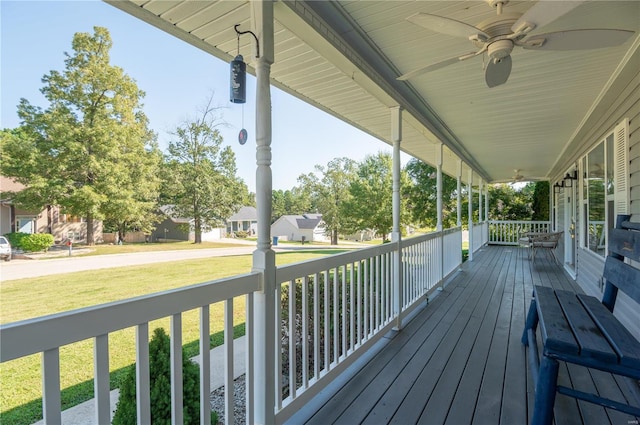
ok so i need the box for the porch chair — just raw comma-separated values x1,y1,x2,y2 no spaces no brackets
529,231,562,264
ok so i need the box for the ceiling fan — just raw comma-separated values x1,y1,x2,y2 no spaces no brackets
397,0,635,87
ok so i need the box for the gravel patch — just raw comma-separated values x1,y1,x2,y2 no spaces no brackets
210,374,246,425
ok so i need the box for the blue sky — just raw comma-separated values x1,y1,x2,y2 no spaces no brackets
1,0,402,193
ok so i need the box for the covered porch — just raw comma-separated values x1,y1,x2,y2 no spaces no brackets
287,245,640,425
1,1,639,424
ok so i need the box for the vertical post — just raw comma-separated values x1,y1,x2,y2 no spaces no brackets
485,185,489,221
436,143,443,232
436,143,444,284
478,180,483,222
485,185,490,245
252,2,276,424
456,160,462,228
468,169,474,262
391,106,403,331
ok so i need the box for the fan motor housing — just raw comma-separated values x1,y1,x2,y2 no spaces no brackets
488,39,514,61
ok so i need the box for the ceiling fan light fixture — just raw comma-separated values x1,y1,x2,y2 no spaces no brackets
488,39,513,61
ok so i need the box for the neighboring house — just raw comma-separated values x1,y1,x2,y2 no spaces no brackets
151,205,226,242
271,213,329,243
227,206,258,236
150,205,192,241
0,176,102,243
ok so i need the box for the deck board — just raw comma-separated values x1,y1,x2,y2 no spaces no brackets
286,245,640,425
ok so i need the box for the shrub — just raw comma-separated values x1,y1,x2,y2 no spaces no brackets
112,328,207,425
4,232,29,249
235,230,248,238
21,233,54,252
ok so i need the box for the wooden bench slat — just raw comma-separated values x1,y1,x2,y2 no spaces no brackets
534,286,578,355
603,256,640,305
608,227,640,263
554,291,618,364
577,294,640,369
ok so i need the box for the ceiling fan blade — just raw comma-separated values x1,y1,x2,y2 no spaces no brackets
512,1,584,34
407,13,488,40
485,55,512,88
397,51,481,81
521,29,635,51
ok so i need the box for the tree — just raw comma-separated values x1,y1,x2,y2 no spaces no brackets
0,27,159,245
342,152,410,242
298,157,356,244
487,183,532,220
531,181,550,221
271,188,312,223
162,98,249,243
404,158,459,229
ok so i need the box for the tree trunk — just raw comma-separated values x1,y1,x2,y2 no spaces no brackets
194,217,202,244
86,213,95,246
332,229,338,245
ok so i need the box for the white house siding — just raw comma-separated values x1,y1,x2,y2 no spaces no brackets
574,68,640,340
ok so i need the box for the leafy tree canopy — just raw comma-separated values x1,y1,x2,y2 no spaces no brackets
341,152,411,242
0,27,159,244
162,97,250,243
297,157,356,244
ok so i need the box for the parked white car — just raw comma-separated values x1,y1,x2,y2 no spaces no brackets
0,236,12,261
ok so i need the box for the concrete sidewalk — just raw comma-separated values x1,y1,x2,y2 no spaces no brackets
32,336,247,425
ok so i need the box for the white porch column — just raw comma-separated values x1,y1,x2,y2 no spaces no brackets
478,180,483,222
436,143,443,232
391,106,403,331
485,185,489,223
456,160,462,228
468,169,474,262
251,2,276,424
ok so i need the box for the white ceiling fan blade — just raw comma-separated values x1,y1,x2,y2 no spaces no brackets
485,55,512,88
512,1,584,34
521,29,635,51
397,51,479,81
407,13,488,40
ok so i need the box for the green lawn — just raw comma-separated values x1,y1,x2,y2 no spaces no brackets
0,250,344,425
70,240,250,257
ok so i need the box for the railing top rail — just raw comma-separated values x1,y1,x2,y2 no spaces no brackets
276,242,396,283
0,271,261,362
488,220,551,224
400,227,461,249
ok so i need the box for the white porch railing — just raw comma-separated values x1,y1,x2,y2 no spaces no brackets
0,228,464,425
471,221,488,253
0,272,261,425
487,220,551,245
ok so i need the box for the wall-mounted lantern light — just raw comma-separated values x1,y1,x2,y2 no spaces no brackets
553,182,563,194
563,170,578,188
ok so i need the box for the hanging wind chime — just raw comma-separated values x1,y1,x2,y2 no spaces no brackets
230,24,259,145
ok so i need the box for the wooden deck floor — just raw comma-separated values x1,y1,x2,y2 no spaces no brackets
286,245,640,425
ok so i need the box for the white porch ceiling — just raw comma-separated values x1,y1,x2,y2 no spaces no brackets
106,0,640,185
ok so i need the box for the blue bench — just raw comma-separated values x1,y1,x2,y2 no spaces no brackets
522,214,640,425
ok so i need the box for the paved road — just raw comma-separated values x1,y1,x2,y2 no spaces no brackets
0,242,363,281
0,247,258,281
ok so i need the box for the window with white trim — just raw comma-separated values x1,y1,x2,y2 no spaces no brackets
580,118,629,257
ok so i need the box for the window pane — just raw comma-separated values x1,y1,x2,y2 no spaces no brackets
606,133,614,196
587,143,605,256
